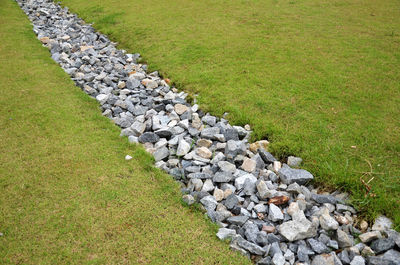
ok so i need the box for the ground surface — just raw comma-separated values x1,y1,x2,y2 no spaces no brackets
59,0,400,227
0,0,251,263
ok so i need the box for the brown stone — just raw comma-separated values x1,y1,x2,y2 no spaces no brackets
269,195,290,206
80,45,94,52
174,104,189,115
262,225,276,233
40,37,50,44
197,139,212,148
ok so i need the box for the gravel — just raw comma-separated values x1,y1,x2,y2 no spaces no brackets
17,0,399,263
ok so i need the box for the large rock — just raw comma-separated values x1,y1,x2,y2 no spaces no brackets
153,146,169,161
138,132,160,143
235,174,257,190
258,148,277,163
268,203,284,222
227,216,249,226
279,218,317,241
213,171,233,183
359,231,382,243
235,236,266,256
278,164,314,185
372,215,393,231
176,139,191,156
256,180,276,199
216,228,236,240
336,229,354,248
370,238,395,254
368,249,400,265
311,252,343,265
200,127,220,140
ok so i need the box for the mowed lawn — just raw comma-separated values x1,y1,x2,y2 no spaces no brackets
0,0,251,264
59,0,400,227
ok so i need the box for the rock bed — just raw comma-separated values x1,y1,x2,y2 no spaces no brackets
17,0,400,264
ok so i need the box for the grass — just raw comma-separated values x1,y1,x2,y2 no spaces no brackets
0,0,251,263
59,0,400,228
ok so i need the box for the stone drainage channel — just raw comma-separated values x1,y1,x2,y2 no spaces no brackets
17,0,400,264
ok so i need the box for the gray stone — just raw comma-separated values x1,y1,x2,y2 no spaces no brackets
131,121,146,136
236,236,266,256
200,127,220,140
350,256,365,265
216,228,236,240
138,132,160,143
312,194,338,204
311,252,343,265
227,216,249,226
224,194,239,210
279,217,317,241
337,229,354,248
225,140,246,161
224,128,239,141
201,179,215,192
256,180,276,199
176,139,191,156
307,238,329,254
243,221,259,243
253,203,267,213
385,229,400,248
235,173,257,190
272,252,285,265
153,146,169,161
319,208,339,231
258,148,277,163
269,203,284,222
278,164,314,185
200,195,217,210
187,172,212,179
243,178,256,195
338,249,351,264
370,238,395,254
182,194,195,205
213,171,233,183
372,215,393,231
217,161,236,173
201,115,216,126
297,244,314,262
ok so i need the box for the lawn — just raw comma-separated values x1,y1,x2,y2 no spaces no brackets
0,0,251,263
59,0,400,227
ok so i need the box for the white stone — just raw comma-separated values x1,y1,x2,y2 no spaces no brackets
235,174,257,190
176,139,191,156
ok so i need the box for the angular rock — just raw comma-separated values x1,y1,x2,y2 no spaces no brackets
216,228,236,240
279,218,317,241
359,231,382,243
182,194,195,205
278,164,314,185
176,139,191,156
235,173,257,190
372,215,393,231
227,216,249,226
268,203,284,222
138,132,160,143
236,236,266,256
153,146,169,161
337,229,354,248
370,238,395,254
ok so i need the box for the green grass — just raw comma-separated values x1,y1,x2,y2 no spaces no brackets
59,0,400,228
0,0,251,263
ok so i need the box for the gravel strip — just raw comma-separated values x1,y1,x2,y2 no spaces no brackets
16,0,400,264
